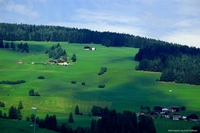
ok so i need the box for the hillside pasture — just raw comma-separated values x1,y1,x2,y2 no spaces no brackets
0,41,200,130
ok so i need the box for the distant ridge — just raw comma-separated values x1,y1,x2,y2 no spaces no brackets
0,22,184,48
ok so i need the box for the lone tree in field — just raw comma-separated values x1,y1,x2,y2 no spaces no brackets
18,101,23,109
75,105,80,115
68,112,74,123
71,53,77,62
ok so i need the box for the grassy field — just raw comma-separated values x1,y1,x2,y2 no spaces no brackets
0,41,200,132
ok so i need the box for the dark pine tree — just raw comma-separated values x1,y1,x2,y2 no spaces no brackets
0,39,4,48
75,105,80,115
3,113,7,118
17,108,22,120
138,115,156,133
18,101,23,109
71,53,77,62
5,43,9,48
68,112,74,123
9,106,17,119
30,114,35,122
10,42,16,50
23,43,29,52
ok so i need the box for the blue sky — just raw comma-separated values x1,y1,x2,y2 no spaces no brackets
0,0,200,48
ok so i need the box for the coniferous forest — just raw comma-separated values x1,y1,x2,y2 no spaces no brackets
0,22,174,48
0,22,200,85
134,44,200,85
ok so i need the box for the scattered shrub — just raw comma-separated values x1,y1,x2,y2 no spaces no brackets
38,76,45,79
29,89,40,96
34,92,40,96
98,84,105,88
98,67,107,75
81,82,85,85
29,89,35,96
71,80,76,84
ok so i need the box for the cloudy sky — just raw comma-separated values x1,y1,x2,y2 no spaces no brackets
0,0,200,47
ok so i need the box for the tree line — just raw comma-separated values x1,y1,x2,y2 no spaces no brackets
1,103,157,133
0,80,25,85
0,101,23,120
0,40,29,52
135,44,200,85
0,22,176,48
31,106,157,133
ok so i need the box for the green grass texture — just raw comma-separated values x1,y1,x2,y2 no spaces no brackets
0,41,200,131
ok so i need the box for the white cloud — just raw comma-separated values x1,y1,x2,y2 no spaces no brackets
4,1,39,18
159,1,200,48
161,29,200,48
174,19,192,27
48,21,147,37
73,8,139,25
175,0,200,17
51,8,147,36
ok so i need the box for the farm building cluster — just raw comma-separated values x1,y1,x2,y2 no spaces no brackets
48,60,69,66
17,60,69,66
137,106,199,122
84,45,96,50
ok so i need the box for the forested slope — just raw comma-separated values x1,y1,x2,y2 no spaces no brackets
135,44,200,85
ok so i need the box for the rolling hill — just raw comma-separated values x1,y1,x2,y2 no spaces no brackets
0,41,200,132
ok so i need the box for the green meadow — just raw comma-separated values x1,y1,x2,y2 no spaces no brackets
0,41,200,132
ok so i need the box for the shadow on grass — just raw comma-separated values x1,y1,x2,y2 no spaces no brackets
106,56,135,63
72,73,189,113
29,44,48,53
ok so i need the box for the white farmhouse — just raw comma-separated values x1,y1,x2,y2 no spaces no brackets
57,60,68,66
91,47,96,51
